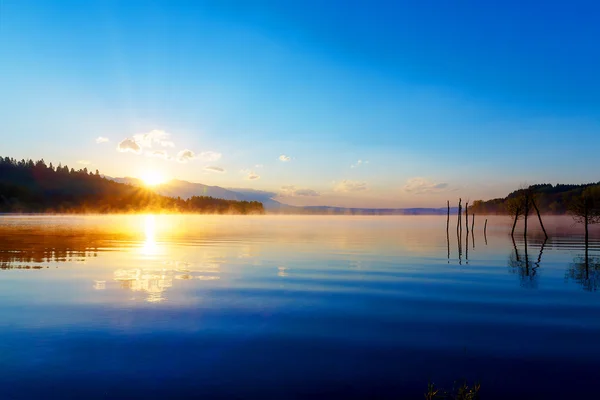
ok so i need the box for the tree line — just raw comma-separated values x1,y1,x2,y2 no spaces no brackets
469,183,600,246
0,156,264,214
470,183,600,215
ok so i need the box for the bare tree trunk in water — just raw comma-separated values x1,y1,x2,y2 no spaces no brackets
531,198,548,239
511,207,520,237
471,214,475,232
523,193,529,239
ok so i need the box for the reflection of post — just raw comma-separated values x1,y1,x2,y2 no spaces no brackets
465,229,469,263
447,227,450,261
512,235,520,262
472,228,475,249
471,213,475,232
458,228,462,265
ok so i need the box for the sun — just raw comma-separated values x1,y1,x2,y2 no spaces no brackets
141,171,165,186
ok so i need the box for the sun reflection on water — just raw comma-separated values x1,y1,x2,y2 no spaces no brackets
141,215,158,256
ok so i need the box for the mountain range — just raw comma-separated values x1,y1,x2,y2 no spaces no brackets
109,177,453,215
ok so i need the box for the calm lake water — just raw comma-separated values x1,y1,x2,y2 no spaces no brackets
1,215,599,399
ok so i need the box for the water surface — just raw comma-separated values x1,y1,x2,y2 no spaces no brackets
1,215,599,399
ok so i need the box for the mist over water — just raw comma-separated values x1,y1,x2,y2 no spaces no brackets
1,215,599,399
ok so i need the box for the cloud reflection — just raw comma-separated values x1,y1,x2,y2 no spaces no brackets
114,269,174,303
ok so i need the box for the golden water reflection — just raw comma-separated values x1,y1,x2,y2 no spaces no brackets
3,215,600,305
141,215,159,256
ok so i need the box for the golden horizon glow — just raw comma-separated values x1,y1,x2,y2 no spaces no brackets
141,171,166,186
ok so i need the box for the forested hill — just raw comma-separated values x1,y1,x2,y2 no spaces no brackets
0,157,264,214
470,183,600,215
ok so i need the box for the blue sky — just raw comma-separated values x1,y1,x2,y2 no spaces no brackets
1,0,599,207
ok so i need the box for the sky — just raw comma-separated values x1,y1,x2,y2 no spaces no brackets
1,0,599,208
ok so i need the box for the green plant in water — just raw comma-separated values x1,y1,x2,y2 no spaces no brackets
425,381,481,399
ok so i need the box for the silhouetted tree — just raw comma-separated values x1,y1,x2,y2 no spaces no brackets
568,186,600,248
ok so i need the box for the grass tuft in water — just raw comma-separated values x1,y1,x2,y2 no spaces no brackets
425,381,481,399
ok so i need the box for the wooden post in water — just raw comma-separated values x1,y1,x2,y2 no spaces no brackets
447,200,450,260
531,198,548,240
457,198,462,233
471,213,475,232
465,202,469,234
447,200,450,233
484,218,488,245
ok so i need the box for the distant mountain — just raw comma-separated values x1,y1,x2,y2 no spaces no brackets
226,188,299,212
296,206,458,215
109,178,296,211
108,177,246,201
107,177,460,215
155,179,243,201
110,177,144,186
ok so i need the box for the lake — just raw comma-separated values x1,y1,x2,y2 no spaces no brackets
1,215,599,399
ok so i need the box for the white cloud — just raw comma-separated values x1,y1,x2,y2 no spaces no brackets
176,149,196,163
280,185,320,197
133,130,175,148
117,138,142,154
296,188,320,196
350,159,369,168
204,166,225,173
95,137,109,144
279,155,291,162
77,160,91,165
334,180,368,192
241,169,260,180
199,151,222,162
148,150,170,160
403,177,449,194
255,164,264,168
